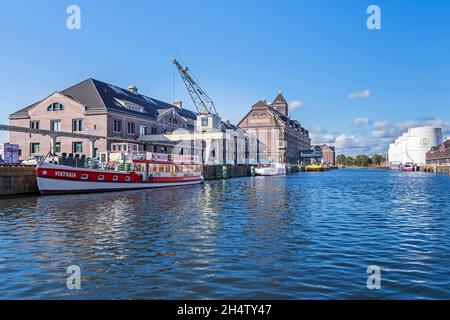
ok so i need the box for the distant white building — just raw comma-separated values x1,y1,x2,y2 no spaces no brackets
388,126,443,166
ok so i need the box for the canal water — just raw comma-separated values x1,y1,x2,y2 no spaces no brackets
1,169,449,299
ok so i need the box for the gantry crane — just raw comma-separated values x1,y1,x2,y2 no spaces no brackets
173,58,218,116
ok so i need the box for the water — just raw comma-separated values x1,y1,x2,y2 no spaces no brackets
0,169,449,299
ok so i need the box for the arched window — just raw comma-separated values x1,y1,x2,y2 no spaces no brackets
47,103,64,111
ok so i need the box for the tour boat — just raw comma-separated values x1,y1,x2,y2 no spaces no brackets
255,163,286,176
36,152,203,195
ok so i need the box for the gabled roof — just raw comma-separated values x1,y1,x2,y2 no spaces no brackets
10,78,198,121
237,99,289,127
272,92,288,106
9,91,83,119
267,105,289,123
443,140,450,148
9,101,42,119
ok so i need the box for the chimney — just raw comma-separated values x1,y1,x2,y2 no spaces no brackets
127,85,138,94
172,100,182,109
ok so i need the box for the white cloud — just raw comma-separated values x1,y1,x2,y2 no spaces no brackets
347,89,370,100
353,117,370,127
395,120,418,130
289,100,303,110
372,120,389,129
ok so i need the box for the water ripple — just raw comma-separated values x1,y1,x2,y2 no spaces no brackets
1,169,450,299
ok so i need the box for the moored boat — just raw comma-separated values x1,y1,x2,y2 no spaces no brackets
402,162,415,172
36,152,203,195
305,164,327,172
255,163,286,176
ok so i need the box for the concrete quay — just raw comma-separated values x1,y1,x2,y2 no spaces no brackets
421,165,450,174
0,165,38,196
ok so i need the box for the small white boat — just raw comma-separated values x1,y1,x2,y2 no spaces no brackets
255,163,286,176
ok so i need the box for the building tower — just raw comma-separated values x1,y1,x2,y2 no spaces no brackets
272,91,289,116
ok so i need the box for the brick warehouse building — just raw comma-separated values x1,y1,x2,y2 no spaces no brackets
9,78,197,160
318,144,336,165
426,139,450,165
237,92,311,164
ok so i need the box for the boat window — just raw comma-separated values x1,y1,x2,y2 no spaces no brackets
113,176,119,181
98,175,105,181
125,176,131,182
81,174,89,180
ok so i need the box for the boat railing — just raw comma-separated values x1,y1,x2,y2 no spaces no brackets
44,153,112,171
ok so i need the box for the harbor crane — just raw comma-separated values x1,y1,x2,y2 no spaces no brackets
173,58,218,116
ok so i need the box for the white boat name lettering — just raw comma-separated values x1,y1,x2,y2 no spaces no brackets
55,171,77,178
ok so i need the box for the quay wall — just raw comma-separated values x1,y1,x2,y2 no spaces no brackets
203,164,304,180
420,165,450,174
203,165,253,180
0,165,38,196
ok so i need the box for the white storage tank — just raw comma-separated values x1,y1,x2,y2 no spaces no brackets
388,126,442,166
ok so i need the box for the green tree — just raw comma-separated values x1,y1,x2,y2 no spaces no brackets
336,155,347,165
345,156,355,166
354,155,372,167
371,154,385,166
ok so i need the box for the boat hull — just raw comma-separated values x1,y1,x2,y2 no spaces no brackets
306,166,325,172
255,167,286,176
37,176,203,195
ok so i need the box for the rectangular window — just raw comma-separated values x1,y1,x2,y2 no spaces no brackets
127,122,135,134
55,142,61,153
51,120,61,131
30,143,40,154
139,125,147,136
201,117,208,126
113,120,122,132
30,121,39,130
151,127,157,134
72,119,83,132
72,142,83,153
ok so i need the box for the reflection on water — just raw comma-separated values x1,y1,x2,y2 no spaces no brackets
1,169,450,299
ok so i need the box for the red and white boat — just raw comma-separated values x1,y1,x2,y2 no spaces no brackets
36,152,203,195
402,162,415,172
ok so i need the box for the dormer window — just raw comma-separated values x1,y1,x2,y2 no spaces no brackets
114,98,145,113
47,103,64,111
124,102,144,112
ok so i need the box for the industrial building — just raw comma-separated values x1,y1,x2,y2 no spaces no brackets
237,93,311,165
317,144,336,165
8,78,266,165
9,78,199,161
388,126,443,167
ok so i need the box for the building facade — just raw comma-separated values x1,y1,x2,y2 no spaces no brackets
237,93,311,164
426,140,450,165
388,126,443,166
9,78,197,160
317,144,336,165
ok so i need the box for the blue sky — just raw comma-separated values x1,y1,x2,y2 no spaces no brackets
1,0,449,155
